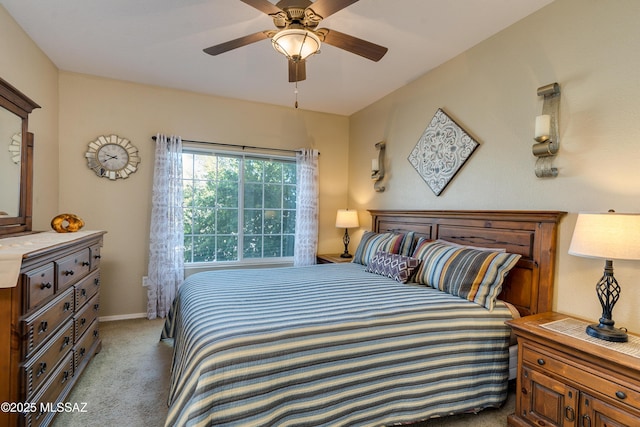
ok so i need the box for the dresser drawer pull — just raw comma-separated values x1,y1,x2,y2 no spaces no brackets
36,362,47,377
582,414,591,427
94,303,100,311
79,347,86,357
39,321,48,333
81,288,87,297
564,406,575,421
80,318,86,326
40,282,52,289
93,329,99,338
615,391,627,400
94,255,101,259
537,358,545,366
63,301,71,312
94,278,100,286
81,261,90,266
61,370,70,384
61,336,70,349
63,270,75,276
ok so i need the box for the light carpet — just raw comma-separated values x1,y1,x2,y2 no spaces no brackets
52,318,513,426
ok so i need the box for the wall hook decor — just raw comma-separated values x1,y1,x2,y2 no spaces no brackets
371,141,386,192
533,82,560,178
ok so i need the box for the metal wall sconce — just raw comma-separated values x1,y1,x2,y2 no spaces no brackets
532,82,560,178
371,141,386,192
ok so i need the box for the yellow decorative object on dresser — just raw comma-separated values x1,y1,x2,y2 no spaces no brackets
51,214,85,233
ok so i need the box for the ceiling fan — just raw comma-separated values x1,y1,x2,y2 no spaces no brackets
203,0,388,83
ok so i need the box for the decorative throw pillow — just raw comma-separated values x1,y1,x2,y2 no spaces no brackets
352,231,405,266
399,231,417,257
365,251,422,283
412,239,521,310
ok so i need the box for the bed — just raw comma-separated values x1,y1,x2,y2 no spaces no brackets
162,210,565,426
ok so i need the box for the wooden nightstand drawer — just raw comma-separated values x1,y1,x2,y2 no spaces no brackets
522,343,640,411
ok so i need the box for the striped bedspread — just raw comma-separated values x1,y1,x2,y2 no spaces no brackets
162,263,513,427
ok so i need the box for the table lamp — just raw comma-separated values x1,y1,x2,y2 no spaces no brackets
335,209,359,258
568,211,640,342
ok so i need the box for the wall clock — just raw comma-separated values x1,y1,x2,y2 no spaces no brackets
9,133,21,164
85,134,140,180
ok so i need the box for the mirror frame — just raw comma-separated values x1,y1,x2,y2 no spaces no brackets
0,77,40,237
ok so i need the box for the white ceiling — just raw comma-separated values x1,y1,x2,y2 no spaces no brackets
1,0,553,116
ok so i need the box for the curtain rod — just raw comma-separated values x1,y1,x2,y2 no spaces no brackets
151,136,318,155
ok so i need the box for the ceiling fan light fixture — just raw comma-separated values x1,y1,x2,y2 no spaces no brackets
272,29,321,61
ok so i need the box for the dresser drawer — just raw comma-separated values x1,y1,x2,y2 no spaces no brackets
522,342,640,411
24,263,55,311
22,320,73,399
25,352,74,427
74,269,100,309
73,320,99,372
22,287,75,357
89,243,102,271
56,248,91,291
74,294,99,343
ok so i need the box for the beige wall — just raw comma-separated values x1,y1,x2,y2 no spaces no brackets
0,7,59,230
349,0,640,332
58,73,349,317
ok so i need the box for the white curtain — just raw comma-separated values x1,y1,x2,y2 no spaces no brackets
294,149,319,266
147,134,184,319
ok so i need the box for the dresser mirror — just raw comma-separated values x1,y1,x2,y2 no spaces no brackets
0,77,40,237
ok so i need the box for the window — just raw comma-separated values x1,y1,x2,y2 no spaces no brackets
182,150,297,263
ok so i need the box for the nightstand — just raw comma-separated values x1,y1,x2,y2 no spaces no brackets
506,312,640,426
316,254,353,264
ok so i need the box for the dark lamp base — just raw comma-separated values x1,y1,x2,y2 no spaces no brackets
586,323,628,343
340,253,353,259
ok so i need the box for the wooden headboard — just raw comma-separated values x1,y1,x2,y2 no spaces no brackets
369,210,566,316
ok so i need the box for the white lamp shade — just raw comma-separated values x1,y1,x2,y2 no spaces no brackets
336,209,359,229
272,29,321,60
569,212,640,261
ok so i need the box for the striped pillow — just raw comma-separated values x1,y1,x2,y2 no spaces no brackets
412,239,521,310
352,231,404,266
398,231,417,256
365,251,422,283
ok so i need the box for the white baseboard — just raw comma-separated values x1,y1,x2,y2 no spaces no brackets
99,312,148,322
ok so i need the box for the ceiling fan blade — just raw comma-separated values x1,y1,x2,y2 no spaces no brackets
240,0,283,15
288,59,306,82
307,0,359,19
320,29,388,62
203,31,271,56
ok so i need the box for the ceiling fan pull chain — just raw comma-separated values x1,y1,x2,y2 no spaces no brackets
294,65,300,109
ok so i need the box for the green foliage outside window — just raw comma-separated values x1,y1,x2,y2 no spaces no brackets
183,150,296,263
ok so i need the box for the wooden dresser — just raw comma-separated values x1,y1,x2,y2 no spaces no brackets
507,312,640,426
0,231,105,427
